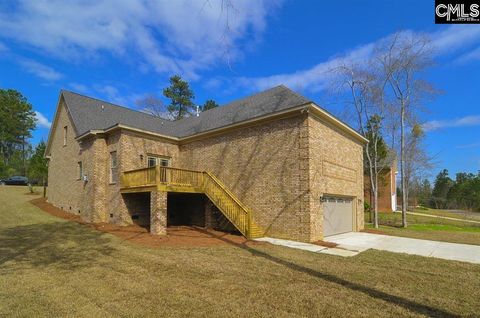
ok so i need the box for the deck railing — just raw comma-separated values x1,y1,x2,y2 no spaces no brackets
121,166,204,188
121,166,157,187
120,166,263,238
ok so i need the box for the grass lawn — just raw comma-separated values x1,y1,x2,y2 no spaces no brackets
412,207,480,221
365,211,480,246
1,186,480,317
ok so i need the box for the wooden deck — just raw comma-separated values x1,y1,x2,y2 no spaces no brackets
120,166,264,239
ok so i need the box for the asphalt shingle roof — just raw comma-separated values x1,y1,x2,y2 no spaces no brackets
61,85,311,138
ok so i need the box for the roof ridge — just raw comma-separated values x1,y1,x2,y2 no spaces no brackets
172,85,303,124
61,89,173,123
61,85,309,127
60,85,319,140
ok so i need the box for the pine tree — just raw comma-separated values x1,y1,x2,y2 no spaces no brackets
28,141,48,197
162,75,195,120
202,99,219,112
431,169,453,209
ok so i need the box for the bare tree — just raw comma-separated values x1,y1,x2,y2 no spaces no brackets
403,124,435,210
135,95,171,120
332,63,389,228
376,32,436,227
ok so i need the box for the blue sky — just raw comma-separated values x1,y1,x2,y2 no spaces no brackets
0,1,479,178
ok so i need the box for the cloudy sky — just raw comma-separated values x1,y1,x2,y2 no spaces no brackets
0,0,479,177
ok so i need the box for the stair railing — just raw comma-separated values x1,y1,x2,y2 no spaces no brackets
121,166,261,238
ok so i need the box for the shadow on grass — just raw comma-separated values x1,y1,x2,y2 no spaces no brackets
0,221,115,271
194,228,457,318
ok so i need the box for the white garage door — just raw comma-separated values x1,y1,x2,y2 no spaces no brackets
323,197,354,237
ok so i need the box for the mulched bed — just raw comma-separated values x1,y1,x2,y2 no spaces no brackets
361,228,387,235
30,197,264,248
312,240,338,248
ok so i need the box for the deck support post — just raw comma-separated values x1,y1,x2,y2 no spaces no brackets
150,190,167,235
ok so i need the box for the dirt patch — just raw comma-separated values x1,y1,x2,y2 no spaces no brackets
312,240,338,248
362,228,387,235
30,198,263,248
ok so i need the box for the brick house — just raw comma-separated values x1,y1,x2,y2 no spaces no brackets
45,85,367,242
364,160,398,212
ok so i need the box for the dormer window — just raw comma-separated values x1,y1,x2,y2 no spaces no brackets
63,126,68,146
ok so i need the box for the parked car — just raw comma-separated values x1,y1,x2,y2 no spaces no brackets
0,176,29,185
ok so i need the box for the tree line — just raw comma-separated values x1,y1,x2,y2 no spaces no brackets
0,89,47,183
412,170,480,212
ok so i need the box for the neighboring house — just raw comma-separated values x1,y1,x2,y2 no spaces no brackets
45,85,367,242
364,159,397,212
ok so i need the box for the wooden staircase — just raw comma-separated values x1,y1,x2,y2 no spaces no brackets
121,166,264,239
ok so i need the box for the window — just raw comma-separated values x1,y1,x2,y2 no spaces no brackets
77,161,83,180
160,158,169,167
147,156,157,168
147,155,170,167
110,151,118,183
63,126,68,146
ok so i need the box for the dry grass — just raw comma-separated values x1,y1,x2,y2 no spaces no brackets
1,186,480,317
365,211,480,246
367,224,480,246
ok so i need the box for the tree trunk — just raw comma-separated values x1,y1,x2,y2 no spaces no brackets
373,175,379,228
22,135,26,176
400,105,407,228
42,176,46,198
369,171,378,228
365,145,378,228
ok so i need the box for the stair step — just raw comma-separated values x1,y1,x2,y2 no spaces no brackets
203,173,265,239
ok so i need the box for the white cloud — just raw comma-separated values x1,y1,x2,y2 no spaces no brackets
236,43,374,92
68,82,88,93
0,41,7,52
35,111,52,128
0,0,281,79
431,25,480,55
456,46,480,63
235,26,480,92
18,58,63,80
94,84,145,107
456,142,480,149
423,115,480,131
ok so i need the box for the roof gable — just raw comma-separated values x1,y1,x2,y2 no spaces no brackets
46,85,366,149
61,90,176,137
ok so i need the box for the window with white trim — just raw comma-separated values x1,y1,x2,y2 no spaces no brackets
147,155,170,167
110,151,118,183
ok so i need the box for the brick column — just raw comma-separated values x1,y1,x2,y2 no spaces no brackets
91,137,108,223
150,191,167,235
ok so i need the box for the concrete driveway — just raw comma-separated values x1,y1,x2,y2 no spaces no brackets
325,232,480,264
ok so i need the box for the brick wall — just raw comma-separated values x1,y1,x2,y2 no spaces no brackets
179,114,311,241
48,106,365,242
47,101,89,218
307,115,365,241
113,131,180,225
364,168,395,212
